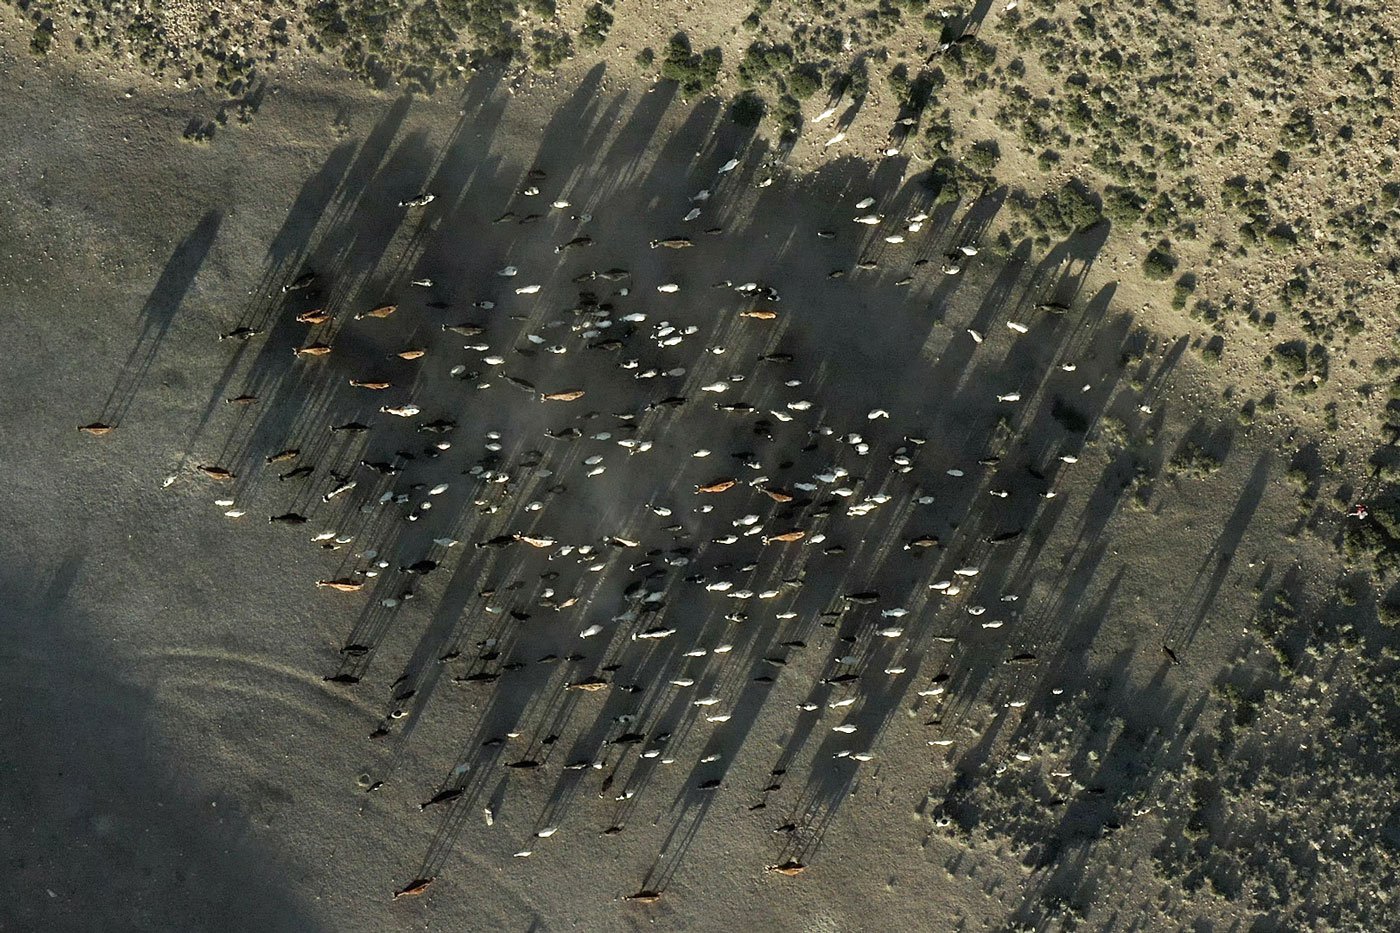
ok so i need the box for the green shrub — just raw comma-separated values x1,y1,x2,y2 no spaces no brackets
441,0,522,62
738,44,770,86
1171,273,1197,310
788,64,822,99
844,62,870,99
948,37,996,71
774,93,802,139
1103,185,1146,224
1281,108,1316,147
30,19,54,55
1144,246,1178,280
885,64,941,111
1266,224,1298,252
923,118,954,155
730,91,766,127
967,139,1001,172
579,3,612,47
306,2,350,47
1274,340,1308,377
1202,335,1225,364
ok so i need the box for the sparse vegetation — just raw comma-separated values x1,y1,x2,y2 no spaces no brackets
15,2,1400,926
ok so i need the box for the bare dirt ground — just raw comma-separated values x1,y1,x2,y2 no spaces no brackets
2,5,1398,932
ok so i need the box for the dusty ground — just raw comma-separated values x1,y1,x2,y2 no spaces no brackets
2,6,1399,933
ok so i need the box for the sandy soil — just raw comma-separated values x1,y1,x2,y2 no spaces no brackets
2,17,1394,933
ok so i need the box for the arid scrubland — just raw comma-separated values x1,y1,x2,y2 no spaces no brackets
6,0,1400,928
10,0,1397,420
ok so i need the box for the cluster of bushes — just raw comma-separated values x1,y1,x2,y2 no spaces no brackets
657,33,721,96
1280,107,1317,148
965,139,1000,173
531,29,572,70
305,0,511,87
1103,185,1147,224
1343,497,1400,578
440,0,522,64
738,43,819,98
308,0,403,77
732,42,833,139
919,157,963,206
1266,339,1328,395
941,36,996,76
833,62,870,101
1025,180,1104,236
922,116,955,156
